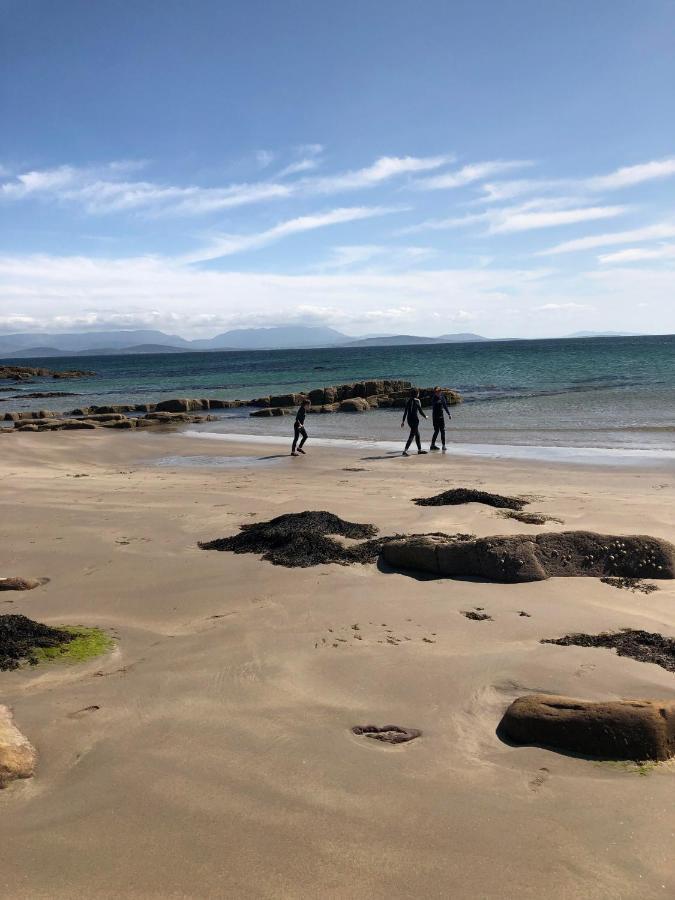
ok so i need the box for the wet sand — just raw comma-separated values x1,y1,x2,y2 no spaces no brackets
1,429,674,899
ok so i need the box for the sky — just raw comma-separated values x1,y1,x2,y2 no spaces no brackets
1,0,674,339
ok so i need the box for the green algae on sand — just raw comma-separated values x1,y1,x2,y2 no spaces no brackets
31,626,114,665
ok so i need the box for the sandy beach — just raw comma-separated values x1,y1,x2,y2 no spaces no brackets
1,428,674,899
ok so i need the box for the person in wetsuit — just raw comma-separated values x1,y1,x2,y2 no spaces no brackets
430,386,452,451
400,388,428,456
291,398,311,456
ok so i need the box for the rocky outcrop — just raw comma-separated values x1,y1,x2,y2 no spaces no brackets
0,706,37,788
499,694,675,761
0,366,93,381
339,397,370,412
250,407,286,417
381,531,675,583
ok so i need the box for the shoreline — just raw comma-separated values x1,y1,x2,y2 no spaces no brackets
179,428,675,468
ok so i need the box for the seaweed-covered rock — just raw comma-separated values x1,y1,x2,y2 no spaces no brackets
414,488,527,510
200,511,386,567
0,614,74,670
0,706,37,788
499,694,675,761
154,398,207,413
381,531,675,583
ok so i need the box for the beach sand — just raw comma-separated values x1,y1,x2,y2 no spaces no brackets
1,429,674,899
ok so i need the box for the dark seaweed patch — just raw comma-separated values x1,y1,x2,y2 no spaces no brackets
0,614,74,671
542,629,675,673
414,488,527,510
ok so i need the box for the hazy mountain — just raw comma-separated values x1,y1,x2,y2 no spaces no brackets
190,326,350,350
0,330,189,353
344,333,489,348
0,326,491,358
565,331,639,338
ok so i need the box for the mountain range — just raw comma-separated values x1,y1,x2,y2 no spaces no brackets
0,327,490,358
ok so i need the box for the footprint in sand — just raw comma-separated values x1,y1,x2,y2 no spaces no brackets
67,705,101,719
529,767,550,792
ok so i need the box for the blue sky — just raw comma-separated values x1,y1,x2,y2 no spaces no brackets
1,0,674,338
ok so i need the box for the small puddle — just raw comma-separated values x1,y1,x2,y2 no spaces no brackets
150,454,288,469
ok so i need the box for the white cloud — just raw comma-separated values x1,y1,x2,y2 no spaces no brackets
598,244,675,264
309,155,453,193
540,221,675,255
535,302,592,312
277,158,320,177
586,157,675,191
316,244,435,270
182,206,400,262
415,160,533,190
404,199,626,235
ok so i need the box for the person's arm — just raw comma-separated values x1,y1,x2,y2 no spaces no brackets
443,395,451,418
418,398,427,419
401,399,408,427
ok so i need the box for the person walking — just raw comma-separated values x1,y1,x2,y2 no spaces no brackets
400,388,428,456
291,398,311,456
429,386,452,451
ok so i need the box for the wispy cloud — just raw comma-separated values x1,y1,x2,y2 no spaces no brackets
404,199,626,235
415,160,533,190
316,244,435,270
277,158,320,177
309,155,453,193
182,206,400,262
598,243,675,264
540,221,675,255
586,157,675,191
255,150,276,169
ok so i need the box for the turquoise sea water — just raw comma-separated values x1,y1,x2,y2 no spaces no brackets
2,335,674,453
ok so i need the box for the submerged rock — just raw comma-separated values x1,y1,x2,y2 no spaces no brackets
0,706,37,788
381,531,675,583
499,694,675,761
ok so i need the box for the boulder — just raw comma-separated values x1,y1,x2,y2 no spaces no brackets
14,423,37,432
208,399,235,409
80,413,126,422
60,420,98,430
69,407,93,416
103,418,136,429
323,387,337,404
308,389,326,405
381,531,675,583
134,403,156,413
154,398,206,413
499,694,675,761
339,397,370,413
249,397,271,408
364,380,386,396
270,393,304,408
320,403,339,413
0,706,37,788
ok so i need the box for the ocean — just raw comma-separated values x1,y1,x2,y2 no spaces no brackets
3,334,674,458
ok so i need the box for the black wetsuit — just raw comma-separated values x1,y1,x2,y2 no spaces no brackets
431,393,451,447
292,404,308,452
402,397,426,451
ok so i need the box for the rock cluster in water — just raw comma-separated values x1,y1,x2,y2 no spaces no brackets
0,365,93,381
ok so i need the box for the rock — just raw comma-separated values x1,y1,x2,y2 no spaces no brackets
381,531,675,583
154,398,206,413
60,420,99,430
0,577,45,592
103,418,136,428
323,387,337,404
0,365,92,381
249,397,271,408
133,403,156,413
499,694,675,761
308,388,326,404
0,706,37,788
14,423,37,432
320,403,339,413
339,397,370,412
80,413,126,422
69,407,93,416
269,393,304,408
250,407,286,417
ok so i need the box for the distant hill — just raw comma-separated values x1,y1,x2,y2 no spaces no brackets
344,333,489,348
0,326,491,358
565,331,640,338
190,325,350,350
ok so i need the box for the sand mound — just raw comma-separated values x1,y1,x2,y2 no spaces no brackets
414,488,527,510
499,694,675,761
381,531,675,583
542,629,675,673
0,615,74,671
